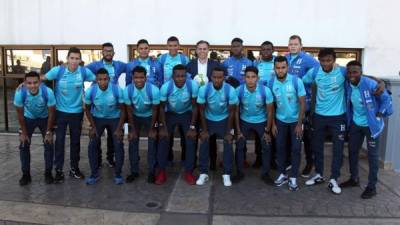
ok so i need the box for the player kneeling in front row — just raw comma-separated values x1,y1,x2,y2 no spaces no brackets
124,66,160,183
196,66,238,186
156,64,199,185
14,71,56,185
84,68,125,185
234,66,275,184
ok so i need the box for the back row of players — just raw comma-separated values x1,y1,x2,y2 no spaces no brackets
14,35,392,199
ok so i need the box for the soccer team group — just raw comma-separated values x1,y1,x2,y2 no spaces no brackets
14,35,392,199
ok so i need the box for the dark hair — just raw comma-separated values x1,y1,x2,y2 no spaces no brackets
244,66,258,75
102,42,113,49
132,66,147,76
289,35,302,45
173,64,186,74
274,56,288,65
261,41,274,48
196,40,210,47
346,60,362,68
67,47,81,58
137,39,149,46
213,66,225,74
210,51,218,60
231,37,243,44
167,36,179,43
318,48,336,59
25,71,40,80
96,68,109,76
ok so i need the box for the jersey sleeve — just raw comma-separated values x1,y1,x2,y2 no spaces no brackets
123,87,132,105
44,66,60,80
84,68,96,81
302,68,314,84
297,78,306,97
46,88,56,107
118,87,125,104
84,86,93,104
197,86,206,104
13,89,23,108
229,86,239,105
151,86,160,105
265,87,274,104
191,80,199,98
159,83,168,102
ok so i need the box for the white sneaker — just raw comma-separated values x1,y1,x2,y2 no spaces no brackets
222,174,232,187
328,179,342,194
288,177,299,191
305,174,325,186
274,173,288,186
196,174,209,185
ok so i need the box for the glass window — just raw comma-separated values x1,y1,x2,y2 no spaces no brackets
6,49,51,75
4,48,52,131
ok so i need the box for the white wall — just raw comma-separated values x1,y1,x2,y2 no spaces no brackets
0,0,398,77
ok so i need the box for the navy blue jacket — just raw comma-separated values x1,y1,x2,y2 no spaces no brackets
186,58,222,80
346,76,392,138
86,60,126,85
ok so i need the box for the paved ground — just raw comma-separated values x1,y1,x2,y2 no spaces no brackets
0,134,399,225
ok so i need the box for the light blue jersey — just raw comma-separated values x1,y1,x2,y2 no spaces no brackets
271,74,306,123
102,60,116,80
84,84,124,119
160,80,199,114
302,66,346,116
45,66,96,113
350,84,368,127
197,82,238,121
158,53,189,83
253,58,275,84
13,86,56,119
123,83,160,117
237,84,274,123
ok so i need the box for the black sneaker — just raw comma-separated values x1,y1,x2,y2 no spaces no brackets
232,172,245,183
261,174,274,185
339,178,360,188
252,159,261,168
54,171,64,183
361,187,377,199
106,160,116,168
126,172,139,183
301,164,313,178
44,172,54,184
147,173,155,183
19,174,32,186
69,168,85,179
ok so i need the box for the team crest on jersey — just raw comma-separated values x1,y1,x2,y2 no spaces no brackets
363,91,370,99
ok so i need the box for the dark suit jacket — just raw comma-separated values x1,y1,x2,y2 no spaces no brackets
186,58,222,80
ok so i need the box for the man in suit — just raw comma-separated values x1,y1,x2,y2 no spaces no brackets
186,40,222,170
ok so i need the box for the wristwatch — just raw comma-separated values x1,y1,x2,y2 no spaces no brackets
189,125,196,130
